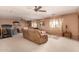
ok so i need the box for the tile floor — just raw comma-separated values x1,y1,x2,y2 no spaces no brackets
0,33,79,52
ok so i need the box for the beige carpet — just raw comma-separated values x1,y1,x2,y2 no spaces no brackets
0,33,79,52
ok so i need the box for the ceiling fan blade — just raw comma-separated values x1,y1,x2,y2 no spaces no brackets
39,10,46,12
34,6,42,11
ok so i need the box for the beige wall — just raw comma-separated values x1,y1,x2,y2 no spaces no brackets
32,13,79,39
0,18,13,26
63,14,79,39
0,18,27,28
1,13,77,39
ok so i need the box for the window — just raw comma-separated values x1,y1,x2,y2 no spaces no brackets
31,21,37,28
50,18,63,28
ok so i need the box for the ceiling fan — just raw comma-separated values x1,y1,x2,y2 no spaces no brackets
34,6,46,12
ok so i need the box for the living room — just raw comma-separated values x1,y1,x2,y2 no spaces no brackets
0,6,79,52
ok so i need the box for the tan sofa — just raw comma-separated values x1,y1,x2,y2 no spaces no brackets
22,28,48,44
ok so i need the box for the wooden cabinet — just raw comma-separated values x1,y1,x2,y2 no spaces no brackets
62,31,72,38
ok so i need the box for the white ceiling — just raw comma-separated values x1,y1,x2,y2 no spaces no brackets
0,6,78,20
